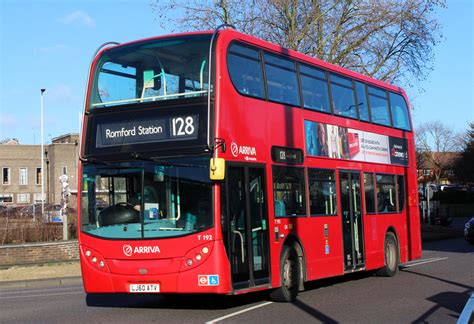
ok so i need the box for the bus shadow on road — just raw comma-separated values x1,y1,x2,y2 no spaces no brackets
302,270,376,292
85,290,272,309
415,291,472,322
422,237,474,254
85,272,378,310
401,268,473,322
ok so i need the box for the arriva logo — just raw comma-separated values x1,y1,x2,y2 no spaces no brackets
231,142,239,157
123,244,161,256
230,141,257,160
123,245,133,256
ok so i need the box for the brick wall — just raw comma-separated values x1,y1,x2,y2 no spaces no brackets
0,240,79,267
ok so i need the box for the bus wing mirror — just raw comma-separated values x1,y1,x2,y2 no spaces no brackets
210,158,225,180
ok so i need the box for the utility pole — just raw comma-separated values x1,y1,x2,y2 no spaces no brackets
41,89,46,217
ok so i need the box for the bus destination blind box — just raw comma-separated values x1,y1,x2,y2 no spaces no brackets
95,114,199,148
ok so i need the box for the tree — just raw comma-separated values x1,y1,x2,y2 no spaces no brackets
151,0,445,85
415,121,463,184
453,123,474,184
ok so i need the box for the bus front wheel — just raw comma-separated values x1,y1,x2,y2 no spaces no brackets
376,232,399,277
270,244,300,302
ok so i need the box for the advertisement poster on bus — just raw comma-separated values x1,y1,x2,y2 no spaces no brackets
304,120,408,166
348,129,390,164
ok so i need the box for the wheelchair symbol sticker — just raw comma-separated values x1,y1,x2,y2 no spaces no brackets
198,275,219,286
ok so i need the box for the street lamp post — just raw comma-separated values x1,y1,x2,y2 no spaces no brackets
41,89,46,217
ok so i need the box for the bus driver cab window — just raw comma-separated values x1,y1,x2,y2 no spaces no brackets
130,177,160,220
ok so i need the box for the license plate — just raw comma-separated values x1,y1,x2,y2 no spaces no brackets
129,283,160,293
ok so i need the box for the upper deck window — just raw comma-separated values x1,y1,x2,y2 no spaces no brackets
368,86,391,126
300,64,330,113
264,53,300,106
355,81,370,122
227,44,265,98
330,74,357,119
90,34,212,109
389,92,411,131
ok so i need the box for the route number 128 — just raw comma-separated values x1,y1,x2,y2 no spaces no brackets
171,116,195,136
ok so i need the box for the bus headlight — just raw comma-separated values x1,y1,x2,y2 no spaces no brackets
180,242,213,271
80,245,110,273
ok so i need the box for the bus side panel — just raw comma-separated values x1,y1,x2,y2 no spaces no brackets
303,217,344,280
267,216,345,284
362,214,383,270
364,213,410,272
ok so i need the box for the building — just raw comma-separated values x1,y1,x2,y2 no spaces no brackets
0,134,79,208
417,151,460,185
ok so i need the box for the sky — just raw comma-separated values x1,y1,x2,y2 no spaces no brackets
0,0,473,144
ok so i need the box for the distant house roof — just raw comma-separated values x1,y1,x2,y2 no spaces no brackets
51,133,79,144
418,152,460,169
0,138,20,145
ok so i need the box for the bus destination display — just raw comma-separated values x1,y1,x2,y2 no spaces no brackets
95,115,199,148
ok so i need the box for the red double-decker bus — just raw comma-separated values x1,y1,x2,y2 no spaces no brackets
78,27,420,302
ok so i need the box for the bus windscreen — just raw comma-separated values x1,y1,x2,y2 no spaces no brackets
89,34,212,109
80,158,212,239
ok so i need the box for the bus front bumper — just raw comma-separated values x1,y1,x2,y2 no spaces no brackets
79,242,231,295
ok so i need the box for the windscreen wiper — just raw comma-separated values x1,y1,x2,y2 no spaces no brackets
80,156,112,166
130,153,207,168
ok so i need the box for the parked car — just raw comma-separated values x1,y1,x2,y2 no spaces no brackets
464,217,474,244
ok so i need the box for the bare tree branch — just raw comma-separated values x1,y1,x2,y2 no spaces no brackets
151,0,445,86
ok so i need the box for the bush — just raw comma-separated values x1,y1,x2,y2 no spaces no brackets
0,209,77,245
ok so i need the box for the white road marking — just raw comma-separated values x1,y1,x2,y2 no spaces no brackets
402,257,442,264
0,291,84,300
206,301,274,323
401,257,448,268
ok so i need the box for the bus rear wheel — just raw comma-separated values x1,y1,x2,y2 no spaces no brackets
270,244,300,302
376,232,399,277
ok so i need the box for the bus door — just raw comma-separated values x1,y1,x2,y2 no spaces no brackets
224,165,270,290
339,170,365,271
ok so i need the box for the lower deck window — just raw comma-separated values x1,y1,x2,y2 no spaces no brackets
308,168,337,215
364,173,376,213
272,166,306,216
397,175,405,212
376,174,396,213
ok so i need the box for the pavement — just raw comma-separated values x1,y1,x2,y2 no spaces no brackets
0,261,82,290
0,221,466,291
